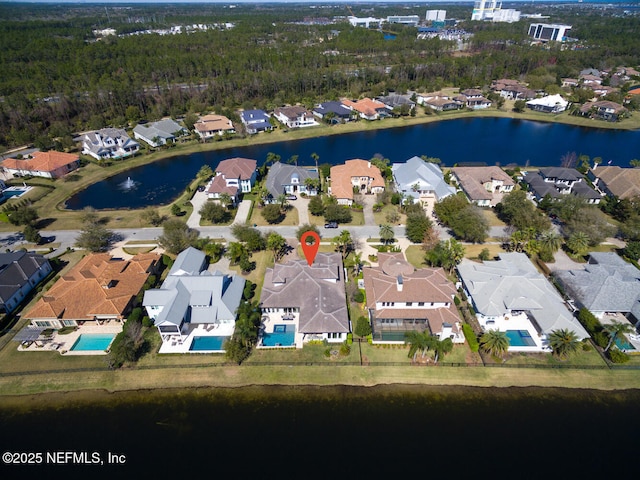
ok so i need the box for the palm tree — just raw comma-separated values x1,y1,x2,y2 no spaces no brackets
276,193,288,209
333,230,354,260
480,330,510,359
311,152,319,171
539,230,562,253
287,154,299,166
566,231,590,257
379,224,394,245
603,321,635,353
266,152,281,165
548,328,580,359
431,337,454,364
405,331,429,362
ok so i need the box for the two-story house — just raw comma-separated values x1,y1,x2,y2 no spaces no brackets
273,106,317,128
194,114,235,139
450,166,514,207
329,159,385,206
206,157,257,203
240,109,273,134
264,162,319,201
364,253,464,344
81,128,140,160
523,167,601,204
392,156,456,211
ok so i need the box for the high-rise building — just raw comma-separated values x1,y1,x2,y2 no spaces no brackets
471,0,520,23
426,10,446,22
528,23,572,42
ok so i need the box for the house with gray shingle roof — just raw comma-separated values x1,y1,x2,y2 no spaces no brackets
392,156,456,207
143,247,245,353
554,252,640,322
133,119,187,147
264,162,319,201
0,252,51,313
259,253,350,347
81,128,140,160
457,252,589,351
522,167,601,204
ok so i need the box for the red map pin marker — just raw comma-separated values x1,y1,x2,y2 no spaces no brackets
300,231,320,266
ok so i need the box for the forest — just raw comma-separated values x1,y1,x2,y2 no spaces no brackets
0,2,639,149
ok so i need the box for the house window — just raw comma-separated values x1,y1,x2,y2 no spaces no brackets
35,321,52,327
418,302,425,306
62,320,76,326
430,303,434,306
406,302,413,307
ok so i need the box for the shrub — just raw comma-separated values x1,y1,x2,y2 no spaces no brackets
352,290,365,303
454,296,461,306
261,204,284,224
58,326,76,335
462,323,479,352
347,333,353,345
354,316,372,337
142,316,154,328
323,347,332,358
608,348,630,364
592,331,609,349
128,307,142,323
339,341,351,356
577,308,601,335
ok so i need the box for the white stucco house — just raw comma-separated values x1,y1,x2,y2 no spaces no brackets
81,128,140,160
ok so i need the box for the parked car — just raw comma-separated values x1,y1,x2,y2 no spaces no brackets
286,195,297,201
324,221,338,229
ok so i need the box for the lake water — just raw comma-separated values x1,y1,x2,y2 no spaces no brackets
1,385,639,477
66,118,640,210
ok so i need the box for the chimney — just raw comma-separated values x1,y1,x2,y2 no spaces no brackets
396,275,403,292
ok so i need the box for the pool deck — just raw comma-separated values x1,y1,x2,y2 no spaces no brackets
257,312,302,349
17,323,123,355
600,313,640,353
157,323,234,354
480,312,548,352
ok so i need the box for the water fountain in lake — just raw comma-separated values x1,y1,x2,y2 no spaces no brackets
120,176,137,191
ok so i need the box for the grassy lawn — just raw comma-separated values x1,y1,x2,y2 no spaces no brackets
249,205,299,226
123,246,157,255
463,243,505,260
405,245,426,268
227,249,273,300
373,204,406,226
503,345,608,367
307,210,364,227
480,208,506,227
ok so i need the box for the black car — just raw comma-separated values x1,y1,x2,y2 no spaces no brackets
324,222,338,229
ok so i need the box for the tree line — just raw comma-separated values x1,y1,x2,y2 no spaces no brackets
1,5,639,149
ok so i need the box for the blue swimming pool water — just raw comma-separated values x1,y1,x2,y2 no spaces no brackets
262,325,296,347
3,189,27,198
190,336,227,351
70,334,116,351
505,330,537,347
615,336,636,351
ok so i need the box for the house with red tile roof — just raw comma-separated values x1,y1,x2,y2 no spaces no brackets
329,159,385,206
1,151,79,179
25,253,160,329
364,253,463,344
341,97,389,120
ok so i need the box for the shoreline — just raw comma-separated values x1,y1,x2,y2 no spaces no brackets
2,382,640,409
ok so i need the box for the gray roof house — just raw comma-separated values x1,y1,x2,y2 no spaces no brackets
143,247,245,353
264,162,319,200
523,167,601,204
457,252,589,349
312,101,353,123
392,156,456,206
554,252,640,322
133,119,187,147
260,253,350,347
81,128,140,160
0,252,52,313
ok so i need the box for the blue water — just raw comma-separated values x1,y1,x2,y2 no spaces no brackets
3,189,27,198
190,336,227,351
70,333,115,351
615,336,636,351
262,325,295,347
65,118,640,210
505,330,537,348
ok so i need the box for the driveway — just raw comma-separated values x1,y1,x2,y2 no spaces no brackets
360,193,377,226
287,196,310,225
187,190,208,228
545,248,585,273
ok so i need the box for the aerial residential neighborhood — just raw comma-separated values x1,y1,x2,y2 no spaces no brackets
1,1,640,393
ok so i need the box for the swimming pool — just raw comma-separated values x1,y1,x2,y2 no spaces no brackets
190,336,227,351
615,336,636,352
505,330,537,347
70,333,116,351
262,324,296,347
